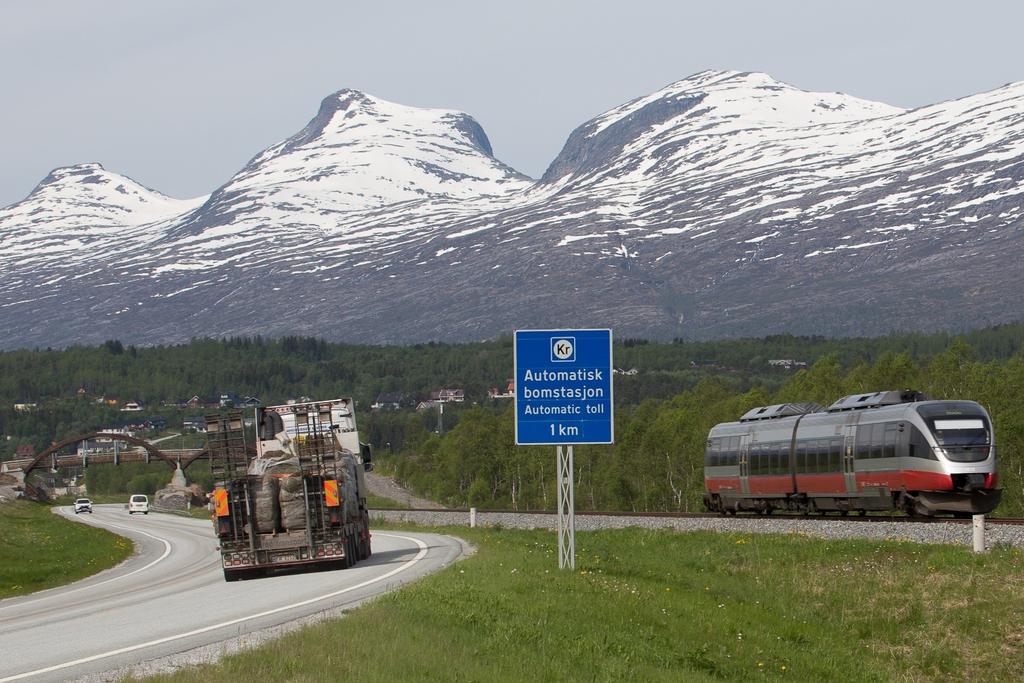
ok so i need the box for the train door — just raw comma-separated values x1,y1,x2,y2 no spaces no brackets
842,417,859,493
739,433,752,495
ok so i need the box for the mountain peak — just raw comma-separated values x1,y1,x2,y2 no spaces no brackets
294,88,499,157
313,88,380,119
36,162,110,188
0,163,205,265
542,69,903,183
22,162,172,205
17,163,205,216
191,87,530,224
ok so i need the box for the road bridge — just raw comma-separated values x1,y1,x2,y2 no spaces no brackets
12,432,254,479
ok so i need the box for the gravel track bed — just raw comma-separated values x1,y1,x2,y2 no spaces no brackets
370,509,1024,549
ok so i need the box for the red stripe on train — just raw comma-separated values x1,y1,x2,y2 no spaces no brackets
705,470,957,495
746,475,795,494
854,470,953,492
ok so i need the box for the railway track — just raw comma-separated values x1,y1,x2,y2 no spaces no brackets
371,507,1024,525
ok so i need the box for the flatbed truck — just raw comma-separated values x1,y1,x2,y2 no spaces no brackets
206,398,373,581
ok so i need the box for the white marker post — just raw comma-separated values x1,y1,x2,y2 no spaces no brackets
973,514,986,553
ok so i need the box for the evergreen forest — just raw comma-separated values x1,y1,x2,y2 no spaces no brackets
0,325,1022,515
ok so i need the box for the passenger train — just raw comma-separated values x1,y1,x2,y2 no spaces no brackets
703,390,1000,516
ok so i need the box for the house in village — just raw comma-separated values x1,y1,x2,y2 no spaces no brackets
371,392,408,410
171,393,255,410
98,423,135,437
488,380,514,399
99,416,167,436
218,393,243,407
183,416,205,431
768,359,808,369
416,388,466,412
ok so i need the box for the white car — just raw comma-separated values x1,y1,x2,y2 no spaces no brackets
128,494,149,514
74,498,93,514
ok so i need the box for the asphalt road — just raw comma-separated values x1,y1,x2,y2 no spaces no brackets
0,504,464,682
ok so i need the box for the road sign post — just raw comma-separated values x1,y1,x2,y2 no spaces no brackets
515,329,613,569
556,444,575,568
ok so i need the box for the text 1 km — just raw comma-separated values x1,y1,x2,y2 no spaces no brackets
550,423,580,437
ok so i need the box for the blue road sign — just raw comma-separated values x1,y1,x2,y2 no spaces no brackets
514,329,613,445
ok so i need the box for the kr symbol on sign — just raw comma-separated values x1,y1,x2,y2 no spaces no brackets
551,337,576,362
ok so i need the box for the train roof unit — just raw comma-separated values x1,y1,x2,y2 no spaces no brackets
738,402,823,422
826,389,929,413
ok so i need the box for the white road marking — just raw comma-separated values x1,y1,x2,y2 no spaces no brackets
0,510,173,613
0,533,428,682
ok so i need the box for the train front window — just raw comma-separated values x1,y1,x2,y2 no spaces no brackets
930,418,988,447
916,403,991,447
916,402,991,462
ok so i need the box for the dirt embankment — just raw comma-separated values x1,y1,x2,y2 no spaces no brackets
364,471,444,509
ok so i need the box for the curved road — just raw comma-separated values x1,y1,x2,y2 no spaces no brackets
0,505,464,682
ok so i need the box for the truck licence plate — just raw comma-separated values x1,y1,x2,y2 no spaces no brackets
270,552,297,564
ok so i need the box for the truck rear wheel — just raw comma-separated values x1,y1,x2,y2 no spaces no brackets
340,533,353,569
359,513,371,560
347,532,358,567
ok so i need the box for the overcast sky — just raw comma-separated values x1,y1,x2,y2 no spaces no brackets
2,1,1022,207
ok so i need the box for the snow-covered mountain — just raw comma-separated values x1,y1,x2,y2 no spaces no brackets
1,70,1022,349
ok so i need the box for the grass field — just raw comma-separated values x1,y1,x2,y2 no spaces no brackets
137,524,1024,682
0,501,133,599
